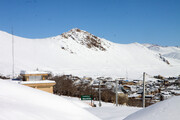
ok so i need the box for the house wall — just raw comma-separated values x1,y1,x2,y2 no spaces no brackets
37,86,54,93
22,83,55,93
123,86,131,90
122,81,136,85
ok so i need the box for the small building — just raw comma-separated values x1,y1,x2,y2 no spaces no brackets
123,85,137,93
133,80,143,85
20,70,55,93
20,70,49,81
121,81,136,85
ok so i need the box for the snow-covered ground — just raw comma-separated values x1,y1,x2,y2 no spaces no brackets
0,28,180,79
0,79,141,120
61,96,141,120
0,79,100,120
124,96,180,120
86,105,141,120
1,79,180,120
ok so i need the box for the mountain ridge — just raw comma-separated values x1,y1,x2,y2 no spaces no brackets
143,43,180,61
0,29,179,78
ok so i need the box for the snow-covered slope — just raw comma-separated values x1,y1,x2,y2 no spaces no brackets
124,96,180,120
143,44,180,64
0,29,180,78
61,95,141,120
0,79,100,120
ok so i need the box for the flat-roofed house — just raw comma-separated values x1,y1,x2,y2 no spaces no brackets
20,70,49,81
20,70,55,93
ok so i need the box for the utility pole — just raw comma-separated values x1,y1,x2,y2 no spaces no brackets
116,80,118,106
11,26,15,79
143,72,146,108
91,84,93,106
99,81,102,107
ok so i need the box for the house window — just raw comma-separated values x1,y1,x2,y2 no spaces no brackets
29,75,42,81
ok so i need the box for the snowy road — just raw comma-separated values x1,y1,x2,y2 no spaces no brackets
62,96,141,120
86,106,141,120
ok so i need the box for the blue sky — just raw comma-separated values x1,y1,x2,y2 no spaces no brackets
0,0,179,46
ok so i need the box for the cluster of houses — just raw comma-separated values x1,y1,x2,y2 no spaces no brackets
98,76,180,103
11,70,180,105
72,75,180,104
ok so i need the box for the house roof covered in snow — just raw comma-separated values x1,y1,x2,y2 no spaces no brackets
20,70,49,75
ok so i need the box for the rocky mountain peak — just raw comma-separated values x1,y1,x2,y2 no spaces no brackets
60,28,110,51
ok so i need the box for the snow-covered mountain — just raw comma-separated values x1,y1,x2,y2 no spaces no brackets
143,44,180,64
0,28,179,78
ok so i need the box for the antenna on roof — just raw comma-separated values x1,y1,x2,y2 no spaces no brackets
11,26,15,79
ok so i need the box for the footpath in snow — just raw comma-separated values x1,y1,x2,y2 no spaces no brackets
62,96,141,120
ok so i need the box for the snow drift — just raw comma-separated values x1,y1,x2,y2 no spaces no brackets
0,28,180,78
124,96,180,120
0,79,100,120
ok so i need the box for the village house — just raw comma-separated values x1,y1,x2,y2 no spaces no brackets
121,80,136,85
20,70,56,93
123,85,137,93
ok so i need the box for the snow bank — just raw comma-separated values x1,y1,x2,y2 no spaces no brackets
0,79,100,120
124,96,180,120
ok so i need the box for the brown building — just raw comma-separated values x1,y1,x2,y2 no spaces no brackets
20,71,49,81
20,70,55,93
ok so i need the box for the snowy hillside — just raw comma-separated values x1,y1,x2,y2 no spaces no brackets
0,79,100,120
143,44,180,64
124,96,180,120
0,28,180,78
